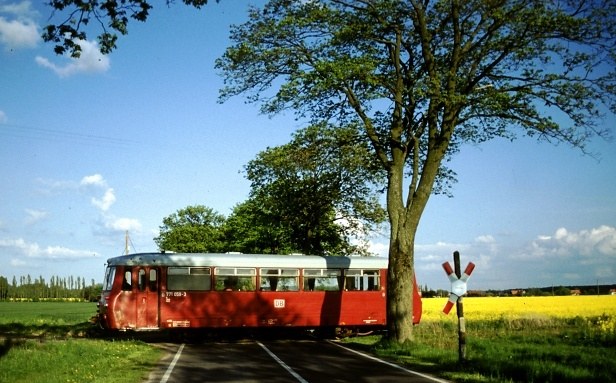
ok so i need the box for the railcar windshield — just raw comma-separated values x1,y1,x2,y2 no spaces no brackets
260,268,299,291
102,266,116,291
168,267,211,291
303,269,341,291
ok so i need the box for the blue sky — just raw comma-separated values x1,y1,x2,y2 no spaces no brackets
1,1,615,291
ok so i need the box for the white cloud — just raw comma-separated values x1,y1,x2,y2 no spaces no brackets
80,174,107,187
524,225,616,259
35,173,118,213
79,174,116,211
91,188,116,212
0,16,37,49
0,110,7,123
35,39,110,77
367,225,615,290
10,257,28,267
35,177,78,194
105,217,142,232
91,215,143,248
475,234,495,244
0,237,97,260
24,208,48,225
0,1,37,17
0,1,39,50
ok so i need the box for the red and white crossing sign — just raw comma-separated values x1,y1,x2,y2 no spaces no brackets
442,261,475,314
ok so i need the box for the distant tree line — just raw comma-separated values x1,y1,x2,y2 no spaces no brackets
419,284,616,298
0,275,102,302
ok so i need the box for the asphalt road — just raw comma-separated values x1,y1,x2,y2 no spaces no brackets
145,339,448,383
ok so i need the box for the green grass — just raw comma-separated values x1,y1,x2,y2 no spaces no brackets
0,302,162,383
0,302,97,338
0,339,161,383
0,301,96,325
3,302,615,382
343,317,616,383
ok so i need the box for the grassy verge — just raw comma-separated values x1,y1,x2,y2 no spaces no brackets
0,338,161,383
343,315,616,382
0,302,162,383
0,301,97,338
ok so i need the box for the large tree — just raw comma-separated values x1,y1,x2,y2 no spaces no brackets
154,205,226,253
243,123,386,256
223,197,294,254
225,123,386,255
215,0,615,343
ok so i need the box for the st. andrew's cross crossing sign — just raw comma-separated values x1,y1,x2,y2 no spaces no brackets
442,260,475,314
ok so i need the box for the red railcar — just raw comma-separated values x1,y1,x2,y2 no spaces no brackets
97,252,422,333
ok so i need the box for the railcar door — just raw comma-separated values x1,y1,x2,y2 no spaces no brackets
136,267,159,329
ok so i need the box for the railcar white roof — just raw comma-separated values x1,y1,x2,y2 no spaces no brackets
106,252,389,269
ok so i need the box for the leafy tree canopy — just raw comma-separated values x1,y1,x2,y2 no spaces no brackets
43,0,214,56
154,205,226,253
244,123,387,256
223,197,295,255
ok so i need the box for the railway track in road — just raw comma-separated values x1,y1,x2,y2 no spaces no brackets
145,339,449,383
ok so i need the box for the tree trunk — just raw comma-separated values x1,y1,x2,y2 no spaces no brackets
384,158,423,343
384,129,448,343
386,221,417,343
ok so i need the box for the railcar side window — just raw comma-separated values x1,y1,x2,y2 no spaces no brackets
344,269,380,291
303,269,341,291
215,267,256,291
103,266,116,291
260,268,299,291
122,267,132,291
167,267,211,291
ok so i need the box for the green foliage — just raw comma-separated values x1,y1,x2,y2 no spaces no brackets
43,0,214,56
242,123,386,255
218,0,615,174
154,205,226,252
223,198,296,254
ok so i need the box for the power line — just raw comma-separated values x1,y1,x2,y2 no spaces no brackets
0,123,137,147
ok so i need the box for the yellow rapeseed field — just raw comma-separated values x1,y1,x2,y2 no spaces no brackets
421,295,616,339
422,295,616,320
412,296,616,382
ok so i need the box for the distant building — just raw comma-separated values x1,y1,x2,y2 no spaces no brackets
570,289,581,296
510,289,526,296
